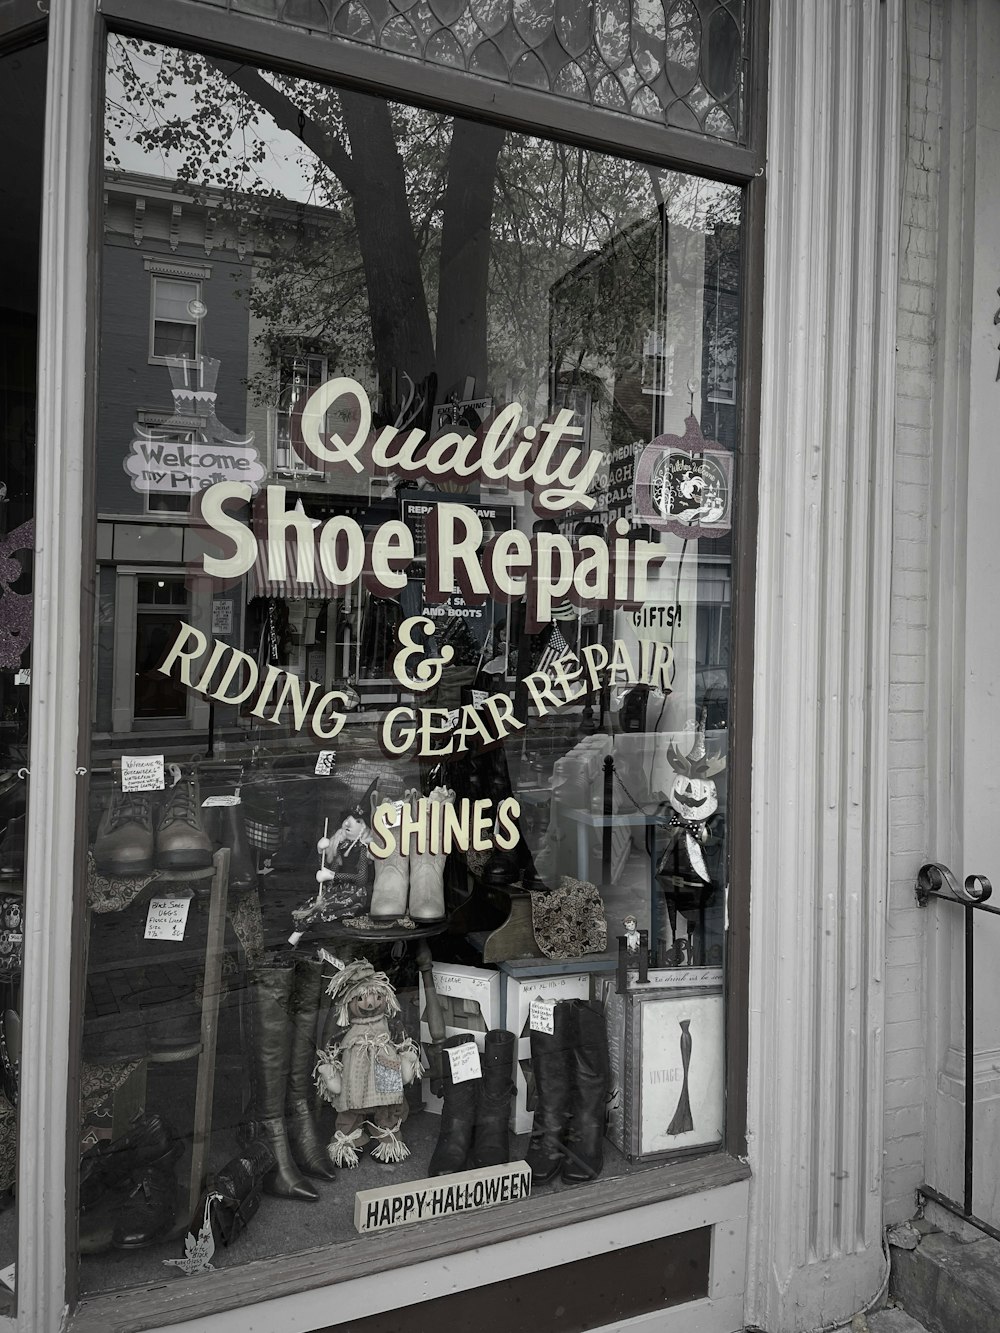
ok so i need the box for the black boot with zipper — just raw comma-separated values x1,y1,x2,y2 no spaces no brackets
429,1033,480,1176
524,1001,575,1184
560,999,610,1184
472,1029,515,1168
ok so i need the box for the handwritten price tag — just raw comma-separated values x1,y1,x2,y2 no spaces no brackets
447,1042,482,1083
121,754,164,793
471,689,488,707
202,794,241,807
314,750,336,776
529,999,555,1034
144,897,191,942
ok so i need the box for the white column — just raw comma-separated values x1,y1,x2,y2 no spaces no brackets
746,1,902,1328
18,1,97,1329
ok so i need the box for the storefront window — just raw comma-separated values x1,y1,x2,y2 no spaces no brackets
78,34,744,1292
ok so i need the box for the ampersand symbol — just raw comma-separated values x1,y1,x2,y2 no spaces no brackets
392,616,455,692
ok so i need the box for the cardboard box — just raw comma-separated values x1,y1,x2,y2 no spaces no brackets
601,967,724,1161
419,963,502,1115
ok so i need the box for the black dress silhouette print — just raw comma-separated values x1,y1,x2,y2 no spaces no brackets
666,1018,694,1135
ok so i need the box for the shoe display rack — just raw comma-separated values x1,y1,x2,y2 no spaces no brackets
84,846,230,1236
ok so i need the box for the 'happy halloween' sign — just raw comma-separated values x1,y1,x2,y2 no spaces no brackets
354,1161,531,1233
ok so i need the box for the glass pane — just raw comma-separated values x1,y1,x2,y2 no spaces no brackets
0,34,47,1312
79,35,744,1296
152,320,197,358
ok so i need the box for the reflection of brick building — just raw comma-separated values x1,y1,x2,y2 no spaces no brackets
95,174,253,737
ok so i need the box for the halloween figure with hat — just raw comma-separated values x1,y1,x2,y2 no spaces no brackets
313,958,421,1167
654,708,727,964
291,778,379,932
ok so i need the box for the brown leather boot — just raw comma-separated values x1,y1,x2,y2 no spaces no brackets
94,789,154,876
155,774,213,871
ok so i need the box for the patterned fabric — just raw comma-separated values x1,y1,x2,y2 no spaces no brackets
0,1093,14,1193
87,853,156,914
229,889,265,967
530,874,608,958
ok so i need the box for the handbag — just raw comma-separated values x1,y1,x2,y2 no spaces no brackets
201,1138,276,1247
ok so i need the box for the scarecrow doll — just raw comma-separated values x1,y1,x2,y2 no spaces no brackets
313,958,421,1167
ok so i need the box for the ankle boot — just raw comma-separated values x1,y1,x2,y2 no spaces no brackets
561,999,610,1184
472,1029,515,1168
247,964,318,1201
429,1033,479,1176
286,959,336,1181
524,1001,575,1184
155,774,213,871
368,789,409,920
408,787,452,922
0,816,24,879
94,789,155,876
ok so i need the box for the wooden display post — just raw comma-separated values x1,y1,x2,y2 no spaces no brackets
146,846,230,1229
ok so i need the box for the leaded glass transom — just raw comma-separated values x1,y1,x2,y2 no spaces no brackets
196,0,748,142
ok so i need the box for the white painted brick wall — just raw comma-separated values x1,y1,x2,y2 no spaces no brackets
883,0,943,1225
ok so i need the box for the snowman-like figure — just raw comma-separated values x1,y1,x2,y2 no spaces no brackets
655,712,726,961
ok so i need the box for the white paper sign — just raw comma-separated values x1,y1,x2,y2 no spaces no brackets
211,599,234,635
471,689,488,707
314,750,336,776
202,793,241,807
529,999,555,1034
144,896,191,942
13,669,29,686
447,1041,482,1083
0,1262,14,1291
374,799,405,828
121,754,165,793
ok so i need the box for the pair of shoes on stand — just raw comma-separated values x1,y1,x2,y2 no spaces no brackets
429,1030,516,1175
94,773,213,876
368,786,453,924
525,999,611,1186
245,958,335,1202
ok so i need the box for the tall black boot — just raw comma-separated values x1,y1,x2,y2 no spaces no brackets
429,1033,479,1176
247,964,318,1202
524,1002,575,1184
465,744,549,891
561,1000,610,1184
472,1029,515,1168
206,804,258,898
287,958,336,1181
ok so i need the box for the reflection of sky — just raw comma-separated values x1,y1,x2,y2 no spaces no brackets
105,40,315,203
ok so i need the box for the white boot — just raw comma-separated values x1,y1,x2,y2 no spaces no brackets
368,790,409,921
408,786,454,922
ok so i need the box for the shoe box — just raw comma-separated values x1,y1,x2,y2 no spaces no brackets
417,962,501,1116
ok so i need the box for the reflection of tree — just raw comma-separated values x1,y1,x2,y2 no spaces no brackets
106,38,739,423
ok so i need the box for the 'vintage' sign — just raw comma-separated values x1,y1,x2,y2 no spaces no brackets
354,1161,531,1233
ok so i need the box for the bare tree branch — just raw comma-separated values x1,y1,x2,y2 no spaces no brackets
206,57,358,192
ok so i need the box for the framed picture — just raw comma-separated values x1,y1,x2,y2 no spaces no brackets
603,969,724,1161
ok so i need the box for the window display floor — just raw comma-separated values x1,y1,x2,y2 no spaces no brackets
70,1106,679,1295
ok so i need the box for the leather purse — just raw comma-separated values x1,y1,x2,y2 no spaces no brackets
201,1139,276,1247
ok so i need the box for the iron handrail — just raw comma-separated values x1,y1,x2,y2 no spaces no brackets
915,861,999,1241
